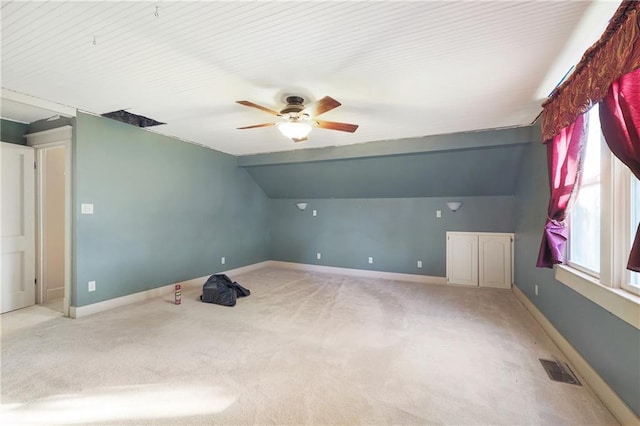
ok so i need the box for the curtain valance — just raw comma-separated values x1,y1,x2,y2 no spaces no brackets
541,1,640,142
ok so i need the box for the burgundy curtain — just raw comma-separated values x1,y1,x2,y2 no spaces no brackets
536,113,589,268
599,68,640,272
541,2,640,142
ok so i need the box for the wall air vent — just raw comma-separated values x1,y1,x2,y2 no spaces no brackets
101,110,165,128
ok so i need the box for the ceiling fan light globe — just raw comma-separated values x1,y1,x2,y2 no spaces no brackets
277,122,312,140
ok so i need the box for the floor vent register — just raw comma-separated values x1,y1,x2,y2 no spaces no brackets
539,359,582,386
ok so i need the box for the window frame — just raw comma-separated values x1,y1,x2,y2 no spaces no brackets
558,106,640,327
603,150,640,296
620,167,640,295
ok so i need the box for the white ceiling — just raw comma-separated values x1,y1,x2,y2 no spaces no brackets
1,1,620,156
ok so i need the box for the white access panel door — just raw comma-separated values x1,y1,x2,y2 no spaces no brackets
446,232,478,286
1,142,35,313
479,234,512,289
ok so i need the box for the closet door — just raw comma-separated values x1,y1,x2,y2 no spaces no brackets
1,142,35,313
446,233,478,286
479,234,512,289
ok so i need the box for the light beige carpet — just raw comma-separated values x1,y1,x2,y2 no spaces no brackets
1,267,617,425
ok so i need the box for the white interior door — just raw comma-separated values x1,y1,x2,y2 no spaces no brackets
446,232,478,286
1,142,35,313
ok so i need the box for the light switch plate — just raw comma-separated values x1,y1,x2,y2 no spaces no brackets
313,210,317,217
436,210,442,218
81,203,94,214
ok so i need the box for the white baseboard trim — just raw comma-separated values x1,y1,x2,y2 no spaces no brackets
70,261,272,318
512,284,639,425
69,276,204,319
47,287,65,300
69,260,442,318
221,260,272,277
268,261,447,285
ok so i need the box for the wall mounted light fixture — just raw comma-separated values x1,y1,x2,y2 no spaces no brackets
446,201,463,212
296,202,308,211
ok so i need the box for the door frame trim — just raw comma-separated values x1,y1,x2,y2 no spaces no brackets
26,126,72,317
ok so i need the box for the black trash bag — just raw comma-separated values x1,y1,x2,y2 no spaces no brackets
201,277,236,306
229,281,251,298
200,274,250,307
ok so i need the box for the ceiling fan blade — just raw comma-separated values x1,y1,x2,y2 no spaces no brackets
237,122,276,129
302,96,341,117
236,100,279,116
292,137,308,143
316,120,359,133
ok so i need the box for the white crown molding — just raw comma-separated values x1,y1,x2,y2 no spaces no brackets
2,88,76,117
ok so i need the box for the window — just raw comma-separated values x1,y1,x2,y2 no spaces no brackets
625,175,640,292
569,108,601,275
568,104,640,296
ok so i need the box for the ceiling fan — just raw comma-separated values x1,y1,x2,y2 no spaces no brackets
236,95,359,142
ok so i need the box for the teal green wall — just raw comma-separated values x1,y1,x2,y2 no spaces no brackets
34,110,638,415
513,133,640,416
263,127,523,276
73,112,270,307
1,118,27,145
270,196,515,276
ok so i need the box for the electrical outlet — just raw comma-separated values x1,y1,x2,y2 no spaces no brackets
313,210,317,217
535,284,539,296
316,252,321,260
436,210,442,218
221,257,225,265
88,281,96,292
81,203,94,215
368,256,373,264
417,260,423,268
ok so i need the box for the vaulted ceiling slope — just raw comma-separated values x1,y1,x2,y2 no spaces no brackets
245,144,528,199
0,1,618,155
242,126,533,199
